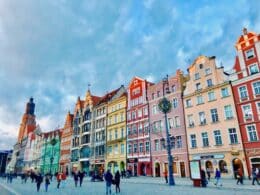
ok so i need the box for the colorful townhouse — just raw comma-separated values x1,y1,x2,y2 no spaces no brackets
59,111,73,174
230,28,260,176
126,77,154,176
183,55,247,178
147,70,190,178
106,86,127,174
40,129,61,174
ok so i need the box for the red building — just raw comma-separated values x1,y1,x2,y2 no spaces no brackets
231,28,260,176
126,77,154,176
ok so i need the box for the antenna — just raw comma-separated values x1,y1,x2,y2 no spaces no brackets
88,83,91,91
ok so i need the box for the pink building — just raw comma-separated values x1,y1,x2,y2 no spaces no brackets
147,70,190,177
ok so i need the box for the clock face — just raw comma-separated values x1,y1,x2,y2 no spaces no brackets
158,97,172,114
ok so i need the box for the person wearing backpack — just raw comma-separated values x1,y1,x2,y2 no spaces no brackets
114,171,121,194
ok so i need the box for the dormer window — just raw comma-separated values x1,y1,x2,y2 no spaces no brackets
199,64,203,69
245,49,255,60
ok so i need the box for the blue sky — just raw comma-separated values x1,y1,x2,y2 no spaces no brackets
0,0,260,149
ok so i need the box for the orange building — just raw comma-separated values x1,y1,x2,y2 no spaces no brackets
59,111,74,174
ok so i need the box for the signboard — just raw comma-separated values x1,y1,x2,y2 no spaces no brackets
190,160,201,179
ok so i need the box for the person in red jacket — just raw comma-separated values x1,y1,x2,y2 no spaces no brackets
61,172,67,188
56,172,62,189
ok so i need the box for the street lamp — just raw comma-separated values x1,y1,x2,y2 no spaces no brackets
50,138,57,174
158,75,175,186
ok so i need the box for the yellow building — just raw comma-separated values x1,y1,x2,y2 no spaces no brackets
106,86,127,174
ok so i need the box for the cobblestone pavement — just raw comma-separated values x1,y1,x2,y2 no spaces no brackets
0,176,259,195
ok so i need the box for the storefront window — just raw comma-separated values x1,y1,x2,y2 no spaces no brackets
219,160,228,173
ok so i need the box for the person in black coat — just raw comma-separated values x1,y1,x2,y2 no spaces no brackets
114,171,121,193
201,169,207,187
79,171,85,187
105,170,113,195
73,171,79,187
36,173,43,192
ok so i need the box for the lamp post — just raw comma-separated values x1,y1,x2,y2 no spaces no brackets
50,138,57,174
158,75,175,186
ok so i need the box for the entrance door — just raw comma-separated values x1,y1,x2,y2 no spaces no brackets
140,163,146,176
180,162,186,177
232,158,244,179
155,163,160,177
134,164,137,176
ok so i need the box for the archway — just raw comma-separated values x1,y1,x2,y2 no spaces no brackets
140,163,146,176
205,160,213,172
232,158,244,179
155,162,160,177
219,160,228,173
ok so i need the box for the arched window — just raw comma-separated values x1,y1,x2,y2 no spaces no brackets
219,160,228,173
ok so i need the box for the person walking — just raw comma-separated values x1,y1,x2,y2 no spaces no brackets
45,175,50,192
114,171,121,194
73,171,79,187
214,168,222,186
201,169,207,187
163,170,168,184
79,171,85,187
206,168,211,181
251,167,260,185
61,172,67,188
56,172,62,189
104,169,113,195
236,168,243,185
36,173,43,192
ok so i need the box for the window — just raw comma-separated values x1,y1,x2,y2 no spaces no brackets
132,111,136,120
242,104,252,119
202,132,209,147
208,91,215,101
133,143,137,153
115,129,118,139
145,141,150,152
109,131,112,141
197,95,204,104
107,146,112,154
196,83,202,91
114,115,118,123
214,130,222,145
247,125,258,141
210,108,219,123
173,98,178,108
221,88,229,98
120,113,124,121
155,140,159,151
207,79,213,87
128,113,131,121
152,93,155,100
174,116,180,127
239,86,248,99
152,105,157,115
245,49,255,60
253,81,260,96
190,134,197,148
199,64,203,69
229,128,238,144
128,144,132,154
114,144,118,154
186,99,192,107
257,102,260,118
121,128,124,138
224,105,233,119
139,143,143,152
172,85,176,92
195,73,200,80
143,107,148,115
187,115,194,127
168,118,174,129
157,91,160,98
176,136,182,148
139,123,143,133
138,109,142,117
121,144,124,154
249,63,259,75
205,68,211,75
199,112,206,125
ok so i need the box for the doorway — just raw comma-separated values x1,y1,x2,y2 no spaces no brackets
155,163,160,177
232,158,244,179
180,162,186,177
140,163,146,176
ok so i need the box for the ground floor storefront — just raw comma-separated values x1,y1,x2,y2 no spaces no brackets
90,159,105,176
106,158,126,174
40,163,59,174
59,162,70,175
190,150,248,179
244,147,260,177
152,153,189,178
127,157,152,176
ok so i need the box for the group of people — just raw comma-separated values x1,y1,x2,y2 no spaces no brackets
104,170,121,195
73,171,85,187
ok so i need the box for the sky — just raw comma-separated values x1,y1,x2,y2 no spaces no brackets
0,0,260,150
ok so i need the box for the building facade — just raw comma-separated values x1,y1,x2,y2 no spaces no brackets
40,129,61,174
148,70,190,178
127,77,153,176
183,55,247,178
230,28,260,176
60,111,73,174
106,86,127,174
0,150,13,175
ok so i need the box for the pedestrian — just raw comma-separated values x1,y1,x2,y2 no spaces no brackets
79,171,85,187
61,172,67,188
73,171,79,187
236,168,243,185
114,171,121,194
200,169,207,187
206,168,211,181
36,173,43,192
214,168,222,186
163,170,168,184
45,175,50,192
104,169,113,195
251,167,260,185
56,172,62,189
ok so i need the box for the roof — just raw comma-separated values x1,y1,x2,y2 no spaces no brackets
96,87,122,106
235,28,260,50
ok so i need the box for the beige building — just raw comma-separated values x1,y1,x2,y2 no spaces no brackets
183,56,247,178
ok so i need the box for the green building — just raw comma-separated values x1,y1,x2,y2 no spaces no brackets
40,129,61,174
